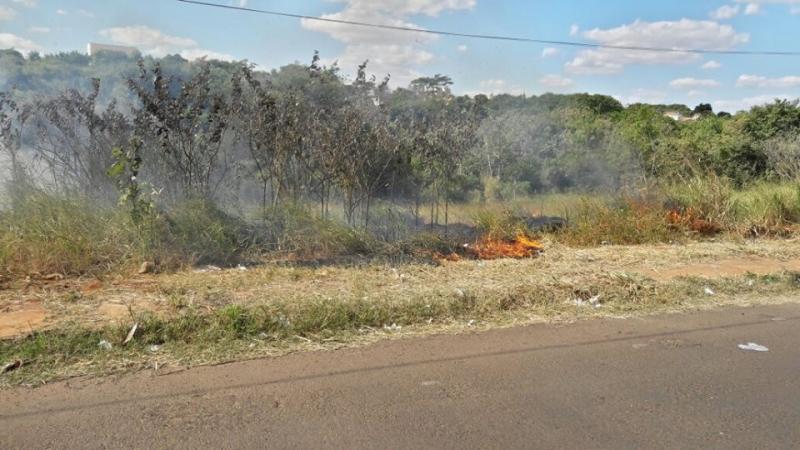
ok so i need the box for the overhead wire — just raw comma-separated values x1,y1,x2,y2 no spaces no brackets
176,0,800,57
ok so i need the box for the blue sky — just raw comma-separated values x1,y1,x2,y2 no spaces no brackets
2,0,800,111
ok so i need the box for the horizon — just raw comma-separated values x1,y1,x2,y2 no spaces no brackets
2,0,800,111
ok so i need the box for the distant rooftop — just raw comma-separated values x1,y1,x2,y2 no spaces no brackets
87,42,139,57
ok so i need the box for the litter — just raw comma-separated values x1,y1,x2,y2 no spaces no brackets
467,319,475,326
148,344,161,353
738,342,769,352
122,323,139,345
98,340,113,350
454,288,466,298
704,287,715,296
383,323,402,331
2,359,22,374
194,265,223,273
237,264,248,271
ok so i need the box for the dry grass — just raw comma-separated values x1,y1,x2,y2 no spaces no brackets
3,239,800,386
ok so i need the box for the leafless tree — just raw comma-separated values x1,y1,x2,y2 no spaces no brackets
27,79,129,201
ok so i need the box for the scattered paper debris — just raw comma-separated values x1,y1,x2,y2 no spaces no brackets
383,323,402,331
122,323,139,345
148,344,161,353
98,340,113,350
467,319,475,326
237,264,248,271
454,288,466,298
704,287,715,296
738,342,769,352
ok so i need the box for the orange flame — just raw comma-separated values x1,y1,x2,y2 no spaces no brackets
666,208,721,234
469,234,544,260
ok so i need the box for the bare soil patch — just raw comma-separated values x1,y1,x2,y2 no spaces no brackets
0,301,47,339
2,239,800,340
645,256,800,281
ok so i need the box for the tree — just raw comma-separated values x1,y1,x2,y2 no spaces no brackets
128,60,234,200
693,103,714,116
28,78,129,201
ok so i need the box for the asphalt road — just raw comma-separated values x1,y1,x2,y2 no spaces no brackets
2,303,800,449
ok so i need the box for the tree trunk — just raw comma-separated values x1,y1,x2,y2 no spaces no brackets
364,194,371,230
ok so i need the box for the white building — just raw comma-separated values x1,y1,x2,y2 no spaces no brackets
87,42,139,57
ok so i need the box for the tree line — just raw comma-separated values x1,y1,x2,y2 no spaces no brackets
2,48,800,229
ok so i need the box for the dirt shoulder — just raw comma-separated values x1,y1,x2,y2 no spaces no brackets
2,238,800,385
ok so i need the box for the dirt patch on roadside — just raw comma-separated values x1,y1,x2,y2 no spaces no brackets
0,301,47,338
95,300,161,324
644,257,800,281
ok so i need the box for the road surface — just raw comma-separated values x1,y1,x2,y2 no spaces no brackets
2,303,800,449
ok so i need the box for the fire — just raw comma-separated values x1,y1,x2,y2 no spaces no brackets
666,208,721,234
468,233,544,260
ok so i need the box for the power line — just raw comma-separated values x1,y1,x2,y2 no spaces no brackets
177,0,800,57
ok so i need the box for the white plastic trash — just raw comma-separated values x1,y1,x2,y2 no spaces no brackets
738,342,769,352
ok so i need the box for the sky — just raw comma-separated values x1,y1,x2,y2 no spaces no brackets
1,0,800,111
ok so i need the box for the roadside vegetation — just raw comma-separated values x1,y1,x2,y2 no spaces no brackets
3,49,800,383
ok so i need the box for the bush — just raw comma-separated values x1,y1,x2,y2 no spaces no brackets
0,191,133,276
556,196,676,246
167,199,251,266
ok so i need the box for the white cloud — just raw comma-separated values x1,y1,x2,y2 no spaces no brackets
565,19,749,75
0,6,17,20
736,74,800,88
701,60,722,69
539,74,574,89
56,9,66,15
29,26,50,33
0,33,42,54
541,47,559,58
301,0,475,86
469,78,524,96
714,94,797,112
179,48,236,62
480,79,505,89
456,44,468,52
100,25,197,53
99,25,236,61
735,0,800,14
669,78,720,89
569,24,580,36
77,9,95,18
711,4,740,19
615,88,667,105
11,0,37,7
